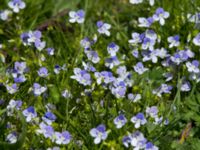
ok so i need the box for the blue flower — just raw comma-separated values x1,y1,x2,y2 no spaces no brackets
105,56,120,69
69,9,85,24
145,142,159,150
127,93,141,102
107,42,119,56
171,50,190,65
128,32,142,45
153,84,172,97
6,83,18,94
94,71,115,85
193,33,200,46
138,17,154,28
34,40,46,51
62,89,72,98
38,67,49,77
156,48,169,59
82,62,96,72
46,48,55,55
97,21,111,36
89,124,108,144
142,37,156,50
6,132,17,144
142,50,159,63
28,30,42,43
55,131,71,145
132,49,139,58
111,80,127,98
122,136,131,148
180,81,191,92
14,61,27,74
146,106,158,118
8,0,26,13
33,83,47,96
37,122,54,139
71,68,92,86
126,131,147,149
6,99,22,116
21,30,42,46
22,106,37,122
113,114,127,128
131,113,147,128
85,50,100,63
116,66,133,87
133,62,148,75
0,10,12,21
186,60,200,73
167,35,180,48
13,74,26,83
153,8,169,25
80,37,93,49
42,112,56,125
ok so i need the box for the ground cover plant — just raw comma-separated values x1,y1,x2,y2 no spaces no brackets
1,0,200,149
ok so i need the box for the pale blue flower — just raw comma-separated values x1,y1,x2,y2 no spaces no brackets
134,62,148,75
94,71,115,85
6,83,18,94
6,132,17,144
163,72,173,82
0,10,12,21
85,50,100,64
153,84,172,97
71,68,92,86
105,56,120,69
111,80,127,98
127,93,141,102
138,17,154,28
42,112,56,125
34,40,46,51
167,35,180,48
153,8,169,25
128,32,142,45
142,50,159,63
113,114,127,129
82,62,96,72
145,142,159,150
132,49,139,58
142,37,156,50
186,60,200,73
90,124,108,144
37,122,54,139
69,9,85,24
33,83,47,96
55,131,71,145
97,21,111,36
14,61,27,74
131,113,147,128
46,48,55,55
193,33,200,46
8,0,26,13
180,81,191,92
107,42,119,56
22,106,37,122
129,131,147,149
146,106,158,118
38,67,49,77
6,99,22,116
